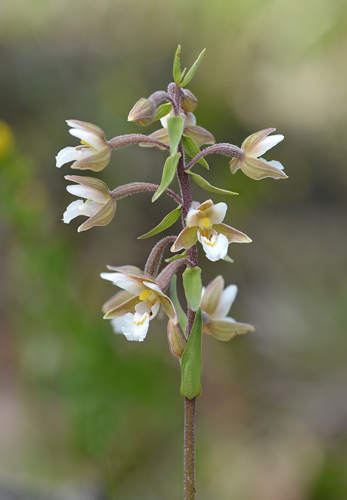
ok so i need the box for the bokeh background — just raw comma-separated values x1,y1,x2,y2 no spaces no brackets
1,0,347,499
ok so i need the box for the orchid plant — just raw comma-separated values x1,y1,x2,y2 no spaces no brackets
56,45,287,500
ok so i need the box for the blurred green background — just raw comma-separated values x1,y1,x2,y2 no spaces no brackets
1,0,347,499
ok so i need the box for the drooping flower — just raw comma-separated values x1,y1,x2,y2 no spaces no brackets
142,111,215,149
200,276,255,341
229,128,287,180
101,265,177,342
171,199,251,262
56,120,111,172
63,175,116,232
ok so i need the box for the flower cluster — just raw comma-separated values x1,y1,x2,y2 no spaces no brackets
56,46,286,352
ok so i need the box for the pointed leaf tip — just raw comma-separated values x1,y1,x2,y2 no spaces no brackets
180,48,206,87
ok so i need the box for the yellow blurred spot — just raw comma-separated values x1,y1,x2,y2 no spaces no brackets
0,120,15,158
139,289,151,301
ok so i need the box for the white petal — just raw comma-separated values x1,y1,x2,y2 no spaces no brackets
185,112,196,126
200,233,229,262
63,200,84,223
121,312,149,341
251,135,284,157
110,316,125,334
207,202,227,224
78,200,101,217
66,184,108,203
69,129,104,149
56,147,81,168
266,159,284,170
211,285,238,320
100,272,121,283
115,280,145,296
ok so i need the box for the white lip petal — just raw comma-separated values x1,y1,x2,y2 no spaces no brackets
211,285,238,320
63,200,84,223
56,147,81,168
251,134,284,157
121,312,149,341
207,202,227,224
110,316,125,334
66,184,108,203
200,233,229,262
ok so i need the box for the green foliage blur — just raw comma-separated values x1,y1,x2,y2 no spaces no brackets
1,0,347,499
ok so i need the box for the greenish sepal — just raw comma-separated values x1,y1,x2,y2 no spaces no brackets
182,135,209,169
152,153,181,202
165,250,187,263
170,275,187,333
180,67,187,81
173,44,182,85
182,266,202,312
223,255,234,263
187,171,239,196
167,115,185,155
180,48,206,87
153,103,173,122
180,308,203,399
138,205,182,239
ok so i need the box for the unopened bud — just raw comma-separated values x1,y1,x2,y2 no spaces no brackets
168,319,187,360
181,89,198,112
128,98,156,126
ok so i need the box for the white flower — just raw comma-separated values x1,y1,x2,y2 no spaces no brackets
101,265,177,342
63,175,115,232
229,128,287,180
171,199,251,262
56,120,111,172
200,276,255,341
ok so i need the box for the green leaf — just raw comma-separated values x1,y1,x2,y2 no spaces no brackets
138,205,182,239
187,171,239,196
153,103,172,122
173,45,182,84
223,255,234,263
165,250,187,263
180,308,203,400
152,153,181,202
170,275,187,332
182,135,209,169
180,48,206,87
167,115,185,155
182,266,202,312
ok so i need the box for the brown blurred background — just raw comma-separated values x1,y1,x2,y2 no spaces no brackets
0,0,347,499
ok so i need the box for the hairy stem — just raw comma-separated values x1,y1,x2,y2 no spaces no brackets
185,142,244,171
111,182,182,205
172,83,198,500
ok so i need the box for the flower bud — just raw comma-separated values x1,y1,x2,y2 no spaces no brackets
167,319,187,360
128,98,156,126
181,89,198,112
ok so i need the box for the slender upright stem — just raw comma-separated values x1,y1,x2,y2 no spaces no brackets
172,83,198,500
184,397,197,500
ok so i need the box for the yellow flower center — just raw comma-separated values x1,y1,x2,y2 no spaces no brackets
139,289,151,301
200,217,212,229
